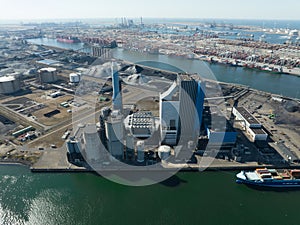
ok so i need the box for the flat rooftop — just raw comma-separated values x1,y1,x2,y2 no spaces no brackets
235,107,260,125
179,74,202,82
203,106,235,132
251,128,267,135
37,59,60,66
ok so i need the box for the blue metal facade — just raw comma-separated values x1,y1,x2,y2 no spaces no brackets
111,63,122,110
206,127,237,144
196,81,205,129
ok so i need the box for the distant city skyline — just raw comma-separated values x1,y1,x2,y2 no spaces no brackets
1,0,299,21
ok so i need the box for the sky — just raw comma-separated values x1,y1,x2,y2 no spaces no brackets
0,0,299,21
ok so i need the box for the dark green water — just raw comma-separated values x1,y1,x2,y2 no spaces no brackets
1,165,300,225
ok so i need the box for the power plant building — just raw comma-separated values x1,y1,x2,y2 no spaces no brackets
159,82,180,146
124,111,154,139
82,124,102,162
160,74,205,146
178,74,205,145
105,110,124,160
125,134,135,160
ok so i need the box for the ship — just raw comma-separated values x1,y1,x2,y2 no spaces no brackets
236,168,300,188
57,36,81,43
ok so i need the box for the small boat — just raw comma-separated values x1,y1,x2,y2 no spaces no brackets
236,168,300,188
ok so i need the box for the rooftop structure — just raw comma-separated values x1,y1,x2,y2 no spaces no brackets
232,106,268,142
125,111,154,139
233,107,261,128
36,59,60,66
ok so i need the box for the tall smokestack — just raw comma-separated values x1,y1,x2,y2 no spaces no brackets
111,62,122,111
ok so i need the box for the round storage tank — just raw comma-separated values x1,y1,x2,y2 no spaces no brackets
136,140,145,163
38,67,58,83
158,145,171,161
0,75,21,94
69,73,81,83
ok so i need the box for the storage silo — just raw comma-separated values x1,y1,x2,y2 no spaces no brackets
136,140,145,163
125,134,134,159
69,73,81,83
0,75,21,94
38,67,58,83
83,124,101,162
158,145,171,161
105,111,124,159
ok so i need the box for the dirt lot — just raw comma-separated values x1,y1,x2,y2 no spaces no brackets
32,95,73,126
239,90,300,160
27,124,72,149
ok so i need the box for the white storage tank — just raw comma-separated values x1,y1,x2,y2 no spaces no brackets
0,75,21,94
136,140,145,163
69,73,81,83
38,67,58,83
158,145,171,161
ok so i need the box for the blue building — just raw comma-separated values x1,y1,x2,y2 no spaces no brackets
203,106,237,146
160,74,205,147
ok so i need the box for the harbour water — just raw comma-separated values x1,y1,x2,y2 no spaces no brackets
113,49,300,99
28,38,300,99
1,165,300,225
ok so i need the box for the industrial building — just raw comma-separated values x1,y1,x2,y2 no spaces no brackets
125,134,135,160
82,124,102,162
38,67,58,83
66,138,84,164
160,74,205,147
69,73,81,83
0,75,21,94
105,110,124,160
203,106,237,148
159,81,180,145
96,63,125,160
233,107,268,142
124,111,154,139
178,74,205,145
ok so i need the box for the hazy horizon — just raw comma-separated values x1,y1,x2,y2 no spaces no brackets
1,0,299,21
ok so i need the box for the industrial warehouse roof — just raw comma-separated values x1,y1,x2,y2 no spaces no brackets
251,128,267,135
203,106,235,132
235,107,260,125
37,59,60,66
